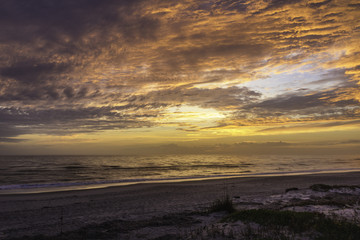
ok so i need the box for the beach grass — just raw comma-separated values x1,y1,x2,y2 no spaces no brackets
224,209,360,240
208,194,235,213
310,184,360,192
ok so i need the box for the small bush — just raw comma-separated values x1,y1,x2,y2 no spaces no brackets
208,194,235,213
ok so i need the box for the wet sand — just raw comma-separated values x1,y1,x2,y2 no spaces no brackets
1,171,360,239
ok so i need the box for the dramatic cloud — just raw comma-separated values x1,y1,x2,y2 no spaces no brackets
0,0,359,153
129,86,261,109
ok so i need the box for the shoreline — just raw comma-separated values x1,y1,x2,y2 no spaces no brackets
1,171,360,239
1,167,360,195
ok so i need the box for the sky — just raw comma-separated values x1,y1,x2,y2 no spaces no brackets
0,0,359,155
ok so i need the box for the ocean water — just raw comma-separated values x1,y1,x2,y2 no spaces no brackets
0,154,359,194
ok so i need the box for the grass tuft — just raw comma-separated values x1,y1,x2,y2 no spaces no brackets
208,194,235,213
224,209,360,240
310,184,360,192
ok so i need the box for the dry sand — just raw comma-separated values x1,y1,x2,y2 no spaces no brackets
1,171,360,239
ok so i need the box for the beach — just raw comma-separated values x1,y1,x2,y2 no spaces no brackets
1,171,360,239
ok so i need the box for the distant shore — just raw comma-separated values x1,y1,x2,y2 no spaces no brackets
1,171,360,239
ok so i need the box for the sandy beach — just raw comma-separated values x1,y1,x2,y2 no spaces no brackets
1,171,360,239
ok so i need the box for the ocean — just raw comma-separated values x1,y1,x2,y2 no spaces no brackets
1,154,359,194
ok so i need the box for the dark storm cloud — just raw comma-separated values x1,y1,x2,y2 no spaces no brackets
348,3,360,8
0,0,160,102
308,69,350,86
63,86,75,99
0,0,152,44
0,106,157,137
247,85,359,112
0,121,29,143
0,61,71,84
307,0,333,8
249,94,326,111
0,84,95,101
0,123,27,138
0,106,131,124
